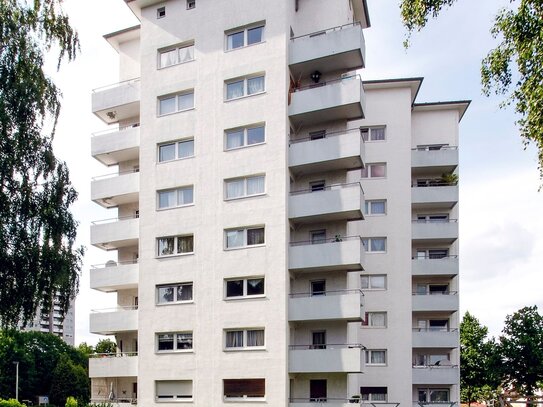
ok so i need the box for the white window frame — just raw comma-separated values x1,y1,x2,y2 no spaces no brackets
157,138,195,163
361,237,387,253
224,175,265,200
224,123,266,150
224,277,265,300
158,90,194,116
361,163,387,179
365,349,387,366
224,328,265,350
225,74,265,101
156,282,193,305
360,126,386,142
156,235,194,258
224,226,265,250
361,275,387,290
361,387,388,402
158,42,195,69
365,200,387,216
225,22,265,51
157,185,194,210
363,312,387,328
156,332,193,353
155,380,193,402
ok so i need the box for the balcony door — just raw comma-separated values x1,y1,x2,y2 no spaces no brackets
312,331,326,350
311,280,326,296
309,379,327,402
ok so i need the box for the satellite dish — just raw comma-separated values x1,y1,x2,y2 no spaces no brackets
105,260,117,267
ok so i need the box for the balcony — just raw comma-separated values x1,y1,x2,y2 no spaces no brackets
91,124,140,166
289,183,364,224
412,366,460,385
411,184,458,210
289,236,364,272
289,344,363,373
412,257,459,277
92,78,140,124
412,293,459,312
89,352,138,378
289,22,366,77
412,328,459,348
90,261,139,293
90,306,138,335
411,147,458,174
289,76,365,126
289,129,365,176
289,289,363,322
90,216,139,251
412,220,458,244
290,400,355,407
91,170,139,208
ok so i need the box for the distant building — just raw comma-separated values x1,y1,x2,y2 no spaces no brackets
22,295,75,346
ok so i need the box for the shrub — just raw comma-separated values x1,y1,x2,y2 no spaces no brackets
0,399,27,407
66,396,78,407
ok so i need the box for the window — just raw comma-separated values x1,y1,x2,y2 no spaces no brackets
311,280,326,296
157,6,165,18
310,229,327,244
416,144,449,151
361,387,387,402
225,329,265,349
417,214,449,223
414,353,450,366
225,277,264,298
157,186,194,209
157,235,194,257
309,129,326,140
363,312,387,328
186,0,195,9
417,319,449,331
361,275,386,290
312,331,326,349
365,200,386,215
310,180,325,192
156,283,193,304
158,139,194,163
225,74,265,100
225,227,264,249
366,350,387,365
360,127,386,141
158,90,194,115
157,332,193,352
225,175,265,199
225,124,265,150
361,237,387,253
416,249,449,259
158,42,194,68
223,379,265,399
415,283,449,295
155,380,192,401
226,24,265,50
418,389,450,403
361,163,386,178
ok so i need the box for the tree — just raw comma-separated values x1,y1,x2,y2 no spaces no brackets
77,342,94,358
499,306,543,396
0,0,83,328
94,338,117,355
400,0,543,183
49,354,89,406
460,312,501,405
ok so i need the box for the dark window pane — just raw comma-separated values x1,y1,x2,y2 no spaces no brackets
247,126,265,145
178,140,194,158
176,333,193,350
247,278,264,295
247,26,264,45
158,287,174,303
247,228,264,245
159,144,176,162
177,235,194,253
158,334,174,351
224,379,265,398
177,284,193,301
227,31,244,49
226,280,244,297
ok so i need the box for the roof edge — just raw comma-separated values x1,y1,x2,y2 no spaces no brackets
413,100,472,122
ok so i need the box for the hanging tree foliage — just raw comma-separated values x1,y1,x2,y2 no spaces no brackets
401,0,543,184
0,0,83,327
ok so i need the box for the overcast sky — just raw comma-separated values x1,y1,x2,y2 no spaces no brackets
45,0,543,345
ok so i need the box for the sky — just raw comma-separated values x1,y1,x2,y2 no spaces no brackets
44,0,543,345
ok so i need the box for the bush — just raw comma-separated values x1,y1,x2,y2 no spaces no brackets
66,396,77,407
0,399,27,407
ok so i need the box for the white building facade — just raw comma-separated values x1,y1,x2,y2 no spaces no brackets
22,296,75,346
88,1,466,406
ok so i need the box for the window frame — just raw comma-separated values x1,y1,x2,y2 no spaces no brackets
224,226,265,250
157,185,194,210
224,174,265,200
158,42,195,69
225,73,265,101
155,380,193,402
364,199,387,216
418,388,450,403
361,163,387,179
223,379,265,400
225,23,265,51
361,387,388,402
158,90,195,116
156,6,166,19
224,328,265,351
157,138,195,163
156,282,194,305
365,349,387,366
363,312,387,328
156,234,194,258
224,277,265,300
360,126,386,142
156,331,193,353
361,275,387,290
224,123,266,151
361,237,387,253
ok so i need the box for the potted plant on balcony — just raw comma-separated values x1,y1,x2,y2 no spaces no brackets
440,172,458,186
350,394,361,403
334,234,343,242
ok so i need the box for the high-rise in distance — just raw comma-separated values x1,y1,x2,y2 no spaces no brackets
88,0,467,405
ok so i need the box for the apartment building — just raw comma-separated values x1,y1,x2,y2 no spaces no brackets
22,296,75,346
88,0,466,406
